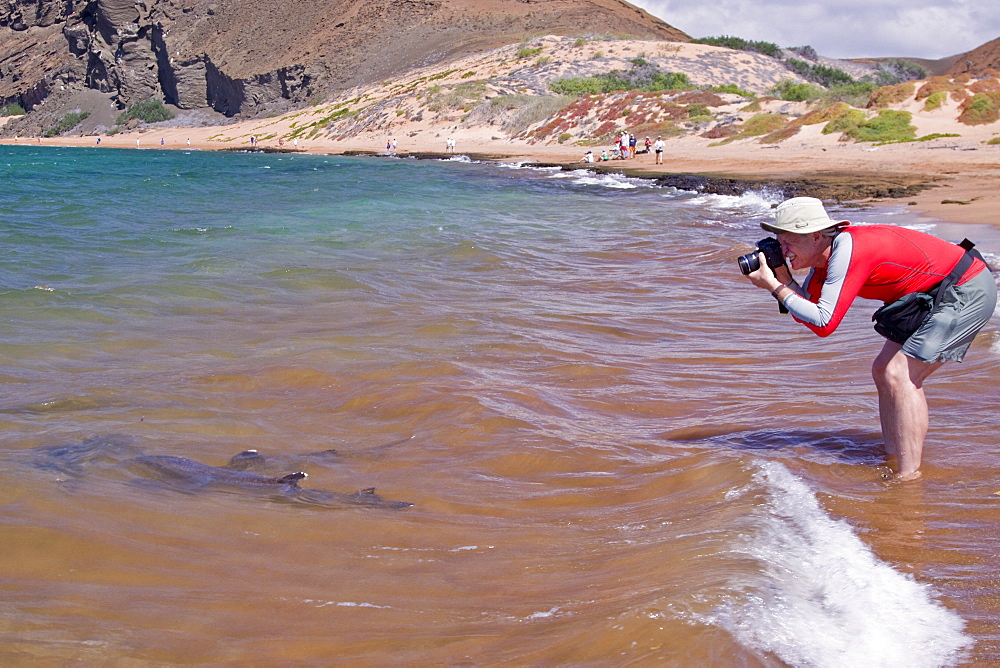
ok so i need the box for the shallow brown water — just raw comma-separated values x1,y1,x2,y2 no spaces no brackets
1,149,999,665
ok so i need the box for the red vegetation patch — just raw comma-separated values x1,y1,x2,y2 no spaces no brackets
916,77,969,103
657,103,688,121
672,91,725,107
969,77,1000,94
701,124,737,139
867,82,915,108
594,120,619,138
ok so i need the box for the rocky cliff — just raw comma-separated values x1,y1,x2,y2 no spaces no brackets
0,0,688,124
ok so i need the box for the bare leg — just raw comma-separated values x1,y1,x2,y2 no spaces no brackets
871,341,943,479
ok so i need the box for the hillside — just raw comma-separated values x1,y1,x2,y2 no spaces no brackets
947,37,1000,77
0,0,686,126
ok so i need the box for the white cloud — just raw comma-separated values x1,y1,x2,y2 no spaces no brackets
633,0,1000,59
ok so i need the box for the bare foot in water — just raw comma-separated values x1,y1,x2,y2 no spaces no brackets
877,467,923,481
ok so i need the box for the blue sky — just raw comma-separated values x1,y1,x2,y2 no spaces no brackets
631,0,1000,60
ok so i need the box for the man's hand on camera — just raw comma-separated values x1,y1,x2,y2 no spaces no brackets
745,252,781,292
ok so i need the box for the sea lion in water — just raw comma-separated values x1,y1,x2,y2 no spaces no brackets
129,455,309,488
127,454,412,509
25,436,412,509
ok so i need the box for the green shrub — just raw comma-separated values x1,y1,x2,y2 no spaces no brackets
710,113,790,145
116,98,175,125
795,101,852,126
785,58,855,88
821,81,877,106
867,59,928,86
1,102,26,116
711,83,755,98
958,92,1000,125
687,103,710,118
788,45,818,60
923,91,948,111
549,62,691,96
741,113,789,136
691,35,782,59
770,79,824,101
843,109,915,142
43,111,89,137
876,133,960,145
470,94,574,134
517,47,543,59
822,107,866,135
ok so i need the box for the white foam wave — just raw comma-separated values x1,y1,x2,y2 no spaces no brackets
685,190,782,214
494,160,553,171
711,461,972,667
547,169,640,189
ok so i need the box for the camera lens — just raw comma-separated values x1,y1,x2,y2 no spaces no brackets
738,252,760,275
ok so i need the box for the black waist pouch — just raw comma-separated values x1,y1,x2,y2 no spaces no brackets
872,290,937,344
871,239,980,344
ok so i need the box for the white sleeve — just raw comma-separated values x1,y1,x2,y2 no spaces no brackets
779,233,851,327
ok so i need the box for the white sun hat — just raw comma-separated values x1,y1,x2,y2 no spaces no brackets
761,197,849,234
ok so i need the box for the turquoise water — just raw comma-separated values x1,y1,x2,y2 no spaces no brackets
1,144,998,664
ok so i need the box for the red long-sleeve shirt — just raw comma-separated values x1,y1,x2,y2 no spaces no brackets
782,225,986,337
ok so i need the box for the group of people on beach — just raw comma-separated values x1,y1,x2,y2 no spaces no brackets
580,132,666,164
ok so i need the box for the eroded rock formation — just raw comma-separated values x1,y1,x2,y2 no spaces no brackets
0,0,689,128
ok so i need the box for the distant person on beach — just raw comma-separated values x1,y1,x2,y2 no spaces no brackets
629,134,637,158
743,197,996,481
601,149,610,161
446,137,455,152
580,150,595,163
653,137,664,164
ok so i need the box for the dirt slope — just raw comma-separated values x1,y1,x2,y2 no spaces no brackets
946,37,1000,77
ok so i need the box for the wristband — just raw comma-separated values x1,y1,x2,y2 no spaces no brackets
771,286,784,299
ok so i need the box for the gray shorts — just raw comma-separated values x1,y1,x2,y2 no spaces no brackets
903,267,997,363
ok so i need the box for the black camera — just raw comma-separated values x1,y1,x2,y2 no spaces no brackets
738,237,786,275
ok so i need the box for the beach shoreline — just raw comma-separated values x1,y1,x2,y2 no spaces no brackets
4,125,999,231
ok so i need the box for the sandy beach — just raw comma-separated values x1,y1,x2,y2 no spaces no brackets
4,35,999,230
10,123,997,231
